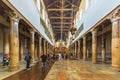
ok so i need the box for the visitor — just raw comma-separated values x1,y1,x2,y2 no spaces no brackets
25,52,31,70
41,54,47,72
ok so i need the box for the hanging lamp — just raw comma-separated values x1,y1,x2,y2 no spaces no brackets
69,1,76,35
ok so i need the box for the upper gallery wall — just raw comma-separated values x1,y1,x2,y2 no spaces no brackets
73,0,120,42
7,0,53,45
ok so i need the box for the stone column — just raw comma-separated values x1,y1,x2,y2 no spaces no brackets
46,42,48,54
19,36,24,61
101,35,106,62
72,44,74,55
74,43,75,57
44,40,46,54
70,45,71,53
111,11,120,68
47,43,50,54
77,40,80,59
30,30,35,63
9,12,20,70
72,44,74,54
92,29,97,63
83,36,87,60
38,37,42,58
87,49,89,59
3,28,9,55
48,43,51,54
75,42,77,58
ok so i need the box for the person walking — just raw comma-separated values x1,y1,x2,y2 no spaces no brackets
41,54,47,72
25,52,31,70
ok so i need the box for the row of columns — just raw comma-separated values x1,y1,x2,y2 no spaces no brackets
69,10,120,68
2,12,53,71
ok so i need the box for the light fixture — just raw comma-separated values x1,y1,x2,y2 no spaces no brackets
69,0,76,35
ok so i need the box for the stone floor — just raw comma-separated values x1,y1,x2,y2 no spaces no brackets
45,60,120,80
0,61,54,80
0,59,120,80
0,60,38,80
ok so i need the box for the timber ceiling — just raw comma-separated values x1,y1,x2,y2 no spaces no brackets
43,0,81,41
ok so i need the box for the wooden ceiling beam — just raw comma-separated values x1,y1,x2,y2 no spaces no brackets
47,0,59,8
53,29,69,30
51,22,72,24
54,31,68,33
47,8,77,11
52,26,70,28
66,0,79,8
50,17,73,19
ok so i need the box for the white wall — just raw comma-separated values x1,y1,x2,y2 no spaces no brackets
74,0,120,41
8,0,53,45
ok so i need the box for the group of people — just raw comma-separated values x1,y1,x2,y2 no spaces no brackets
24,52,69,71
24,52,48,72
2,52,69,72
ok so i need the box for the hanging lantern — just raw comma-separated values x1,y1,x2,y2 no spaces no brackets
70,23,76,35
70,27,76,35
70,19,76,35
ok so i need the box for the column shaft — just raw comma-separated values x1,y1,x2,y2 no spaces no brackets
92,29,97,63
44,40,46,54
111,12,120,68
9,12,20,70
39,37,42,58
83,37,87,60
30,30,35,63
78,40,80,59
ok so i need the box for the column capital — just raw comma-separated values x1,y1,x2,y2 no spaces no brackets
39,36,42,40
83,36,86,40
110,10,120,22
8,11,21,22
30,29,35,34
77,39,80,43
91,28,97,34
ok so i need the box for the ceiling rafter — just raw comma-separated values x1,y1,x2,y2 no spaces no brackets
54,4,61,8
52,26,70,28
49,17,73,19
51,22,72,24
47,8,77,11
65,0,79,8
47,0,59,8
43,0,81,41
48,12,61,17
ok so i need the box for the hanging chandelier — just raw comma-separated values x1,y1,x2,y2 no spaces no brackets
69,1,76,35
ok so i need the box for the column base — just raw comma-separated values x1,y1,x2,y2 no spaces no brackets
9,66,19,72
83,59,87,61
92,61,97,64
112,64,120,69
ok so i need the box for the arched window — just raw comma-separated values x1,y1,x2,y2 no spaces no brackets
43,9,45,20
36,0,40,11
79,9,83,20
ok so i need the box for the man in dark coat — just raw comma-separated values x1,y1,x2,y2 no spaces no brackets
41,54,47,72
25,52,31,70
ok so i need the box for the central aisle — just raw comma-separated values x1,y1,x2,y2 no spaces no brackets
45,60,120,80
